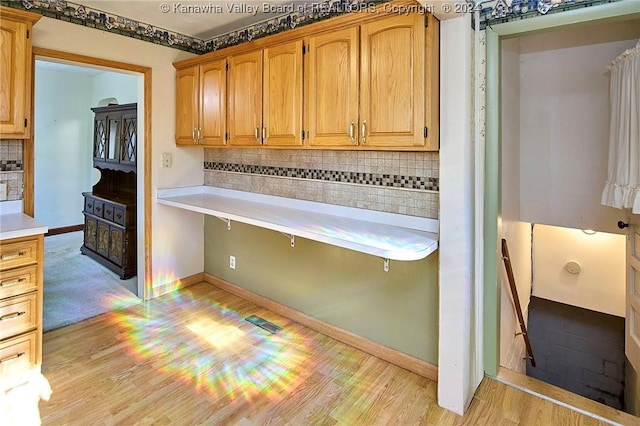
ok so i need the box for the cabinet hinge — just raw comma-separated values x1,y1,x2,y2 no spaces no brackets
301,130,305,140
424,127,428,138
26,30,30,39
24,118,28,128
225,132,229,141
424,16,429,28
225,62,229,71
302,44,306,55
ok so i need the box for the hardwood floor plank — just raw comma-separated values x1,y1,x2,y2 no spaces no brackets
37,282,617,425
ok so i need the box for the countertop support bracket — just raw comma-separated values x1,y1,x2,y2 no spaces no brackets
216,216,231,230
280,232,296,247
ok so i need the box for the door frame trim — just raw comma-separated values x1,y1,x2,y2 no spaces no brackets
27,47,152,300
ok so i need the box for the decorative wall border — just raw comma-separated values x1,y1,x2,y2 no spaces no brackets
204,161,439,191
2,0,624,53
476,0,625,30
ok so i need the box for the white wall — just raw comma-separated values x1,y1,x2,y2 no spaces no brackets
500,38,532,373
33,17,204,292
519,21,640,235
91,72,138,106
532,224,625,317
438,14,479,415
34,67,94,228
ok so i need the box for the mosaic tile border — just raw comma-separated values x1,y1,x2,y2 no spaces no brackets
204,161,439,191
0,160,22,172
476,0,625,31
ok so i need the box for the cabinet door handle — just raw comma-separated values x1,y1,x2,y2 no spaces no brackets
0,311,26,321
0,278,27,287
349,120,356,143
0,352,24,364
192,128,196,142
262,127,266,143
198,128,202,142
361,120,367,144
255,126,260,142
1,251,27,261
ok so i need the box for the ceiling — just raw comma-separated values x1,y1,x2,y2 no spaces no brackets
76,0,322,40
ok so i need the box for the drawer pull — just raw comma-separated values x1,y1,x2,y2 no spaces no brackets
0,352,25,364
0,311,26,321
116,213,122,219
0,277,27,287
0,251,27,261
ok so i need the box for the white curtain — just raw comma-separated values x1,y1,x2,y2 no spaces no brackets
601,40,640,212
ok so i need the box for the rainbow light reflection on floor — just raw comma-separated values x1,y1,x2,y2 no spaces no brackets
104,270,315,404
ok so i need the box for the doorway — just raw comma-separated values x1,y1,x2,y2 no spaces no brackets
26,49,152,331
33,59,141,331
487,8,640,420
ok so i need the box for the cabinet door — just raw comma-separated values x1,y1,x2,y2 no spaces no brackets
199,59,227,146
307,28,359,147
175,66,199,145
228,50,263,146
120,112,137,167
106,115,122,163
84,216,97,251
360,14,425,148
108,226,124,266
96,220,109,257
93,113,108,162
263,40,303,147
0,19,29,138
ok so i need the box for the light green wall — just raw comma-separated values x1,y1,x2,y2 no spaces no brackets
203,217,439,364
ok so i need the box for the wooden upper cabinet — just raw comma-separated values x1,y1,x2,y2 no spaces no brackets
0,8,39,139
175,66,199,145
175,59,227,146
199,59,227,146
228,50,263,146
263,40,303,147
360,14,425,148
306,27,359,147
173,6,439,151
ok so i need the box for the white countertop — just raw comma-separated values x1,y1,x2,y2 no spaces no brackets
0,212,48,240
157,186,439,262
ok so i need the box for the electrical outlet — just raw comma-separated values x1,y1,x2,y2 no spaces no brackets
229,255,236,270
161,152,172,168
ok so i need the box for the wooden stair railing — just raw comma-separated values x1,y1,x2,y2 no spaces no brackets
501,238,536,367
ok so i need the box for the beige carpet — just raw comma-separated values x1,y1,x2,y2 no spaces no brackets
43,231,141,332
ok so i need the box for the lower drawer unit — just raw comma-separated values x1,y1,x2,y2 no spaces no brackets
0,265,37,299
0,238,38,271
0,331,38,379
0,293,38,341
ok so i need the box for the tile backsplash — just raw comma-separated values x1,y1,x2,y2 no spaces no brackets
0,140,24,201
204,149,439,219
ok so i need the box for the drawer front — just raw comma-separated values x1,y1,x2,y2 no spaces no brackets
84,197,95,214
0,293,38,341
0,265,37,299
0,238,38,271
0,332,38,379
104,202,115,222
93,201,104,218
114,206,126,226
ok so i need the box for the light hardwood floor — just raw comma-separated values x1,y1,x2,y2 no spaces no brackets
40,282,611,425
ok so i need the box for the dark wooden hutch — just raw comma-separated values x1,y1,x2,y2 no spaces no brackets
81,103,137,279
